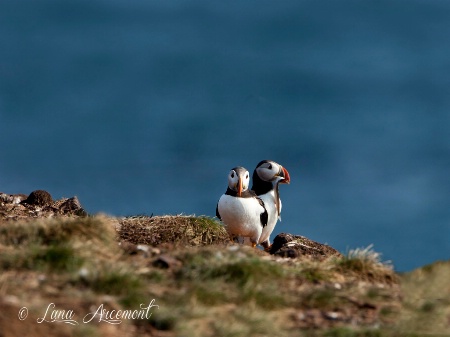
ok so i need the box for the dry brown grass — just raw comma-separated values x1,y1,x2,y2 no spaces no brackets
333,245,398,285
0,216,156,337
0,210,444,337
397,260,450,336
118,215,230,247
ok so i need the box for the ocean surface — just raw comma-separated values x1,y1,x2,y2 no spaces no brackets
1,0,449,272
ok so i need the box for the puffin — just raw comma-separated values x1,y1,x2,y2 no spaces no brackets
216,166,268,247
251,160,290,251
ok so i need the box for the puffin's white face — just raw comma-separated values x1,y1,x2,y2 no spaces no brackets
255,160,290,184
228,167,250,197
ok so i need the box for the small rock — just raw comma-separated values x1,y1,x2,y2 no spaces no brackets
269,233,295,253
0,193,25,204
3,295,19,305
323,311,341,320
120,243,155,257
12,194,26,204
227,245,240,252
153,254,182,269
57,196,87,216
78,268,90,280
270,233,342,261
120,241,139,254
22,190,53,206
0,193,13,204
149,247,161,255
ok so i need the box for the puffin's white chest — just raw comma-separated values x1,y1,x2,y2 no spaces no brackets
258,190,281,244
217,194,264,242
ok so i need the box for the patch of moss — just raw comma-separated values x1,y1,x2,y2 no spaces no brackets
192,283,230,306
90,271,142,295
0,244,84,272
300,265,331,283
241,286,287,310
324,328,384,337
82,270,146,309
366,288,380,300
32,244,84,272
147,310,177,331
144,270,166,283
207,305,289,337
206,258,285,286
302,288,340,309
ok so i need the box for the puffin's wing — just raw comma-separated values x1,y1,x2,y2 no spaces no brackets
257,197,268,228
215,201,221,220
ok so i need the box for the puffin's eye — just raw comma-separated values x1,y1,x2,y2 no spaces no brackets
231,172,235,178
246,174,249,179
268,164,272,170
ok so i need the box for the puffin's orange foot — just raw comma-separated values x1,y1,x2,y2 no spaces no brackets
251,242,257,248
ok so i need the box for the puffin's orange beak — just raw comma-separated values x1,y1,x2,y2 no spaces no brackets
280,166,290,184
237,177,243,197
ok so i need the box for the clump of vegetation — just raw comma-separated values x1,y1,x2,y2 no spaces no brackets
0,243,83,272
0,216,120,273
397,260,450,336
118,215,230,246
298,263,333,283
334,245,397,284
173,246,289,310
178,250,284,286
0,215,116,247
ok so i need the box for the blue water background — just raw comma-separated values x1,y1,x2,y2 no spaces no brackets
1,0,449,271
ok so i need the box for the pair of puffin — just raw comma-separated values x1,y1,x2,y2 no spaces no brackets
216,160,290,250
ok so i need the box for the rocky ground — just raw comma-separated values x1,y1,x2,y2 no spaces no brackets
0,190,449,337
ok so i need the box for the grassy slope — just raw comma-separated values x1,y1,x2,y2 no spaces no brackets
0,215,448,337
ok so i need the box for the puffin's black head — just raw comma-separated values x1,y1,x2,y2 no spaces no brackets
252,160,291,194
227,166,250,197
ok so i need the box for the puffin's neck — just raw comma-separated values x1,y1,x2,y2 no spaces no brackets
225,187,257,198
251,170,273,196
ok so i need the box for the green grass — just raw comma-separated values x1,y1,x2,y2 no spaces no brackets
324,328,385,337
191,282,230,306
300,265,331,283
32,244,84,271
118,215,229,247
397,260,450,336
177,248,284,286
0,216,116,246
0,243,84,272
333,245,396,284
302,288,340,309
206,258,285,286
1,214,446,337
89,271,142,295
147,310,177,331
